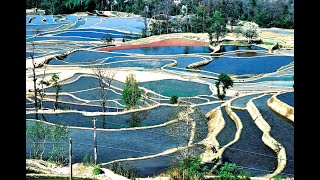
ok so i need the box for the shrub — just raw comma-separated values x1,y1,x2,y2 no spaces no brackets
83,155,94,167
272,175,286,180
92,165,103,175
214,162,251,180
167,156,207,180
108,162,138,179
170,96,179,104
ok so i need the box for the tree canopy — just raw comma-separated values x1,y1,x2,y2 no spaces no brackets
216,73,234,100
121,73,142,109
27,0,293,29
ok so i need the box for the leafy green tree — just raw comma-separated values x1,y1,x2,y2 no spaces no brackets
26,121,69,164
48,125,70,164
26,121,49,159
255,11,272,28
50,73,61,110
209,10,227,45
216,73,234,101
122,73,142,109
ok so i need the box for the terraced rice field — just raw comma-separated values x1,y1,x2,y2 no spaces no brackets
26,14,294,178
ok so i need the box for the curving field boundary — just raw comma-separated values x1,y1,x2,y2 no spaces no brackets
247,95,287,178
267,91,294,124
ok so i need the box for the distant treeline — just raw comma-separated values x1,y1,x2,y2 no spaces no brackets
26,0,293,29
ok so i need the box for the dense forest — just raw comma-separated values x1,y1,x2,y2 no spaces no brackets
26,0,294,29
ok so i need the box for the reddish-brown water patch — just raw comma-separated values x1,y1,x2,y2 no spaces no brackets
99,38,207,52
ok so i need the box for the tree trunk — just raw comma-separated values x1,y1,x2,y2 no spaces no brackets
54,91,58,110
102,100,106,129
216,32,219,45
32,58,39,120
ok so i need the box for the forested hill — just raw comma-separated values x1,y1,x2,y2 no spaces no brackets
26,0,293,29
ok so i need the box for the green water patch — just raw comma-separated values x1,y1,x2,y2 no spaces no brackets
140,79,212,97
252,95,294,175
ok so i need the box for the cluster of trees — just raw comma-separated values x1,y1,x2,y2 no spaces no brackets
26,122,70,164
27,0,293,29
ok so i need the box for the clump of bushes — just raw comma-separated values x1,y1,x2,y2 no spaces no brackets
214,162,251,180
108,162,138,179
92,165,104,175
167,156,207,180
83,155,94,167
170,96,179,104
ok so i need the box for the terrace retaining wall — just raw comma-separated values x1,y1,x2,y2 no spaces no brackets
186,59,212,69
267,92,294,124
200,108,225,163
205,101,244,167
247,96,287,178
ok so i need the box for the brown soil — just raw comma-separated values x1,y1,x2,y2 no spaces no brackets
99,38,207,52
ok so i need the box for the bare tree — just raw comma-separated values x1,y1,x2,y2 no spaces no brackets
92,68,117,128
156,85,163,103
30,29,41,120
167,99,207,158
38,64,49,109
